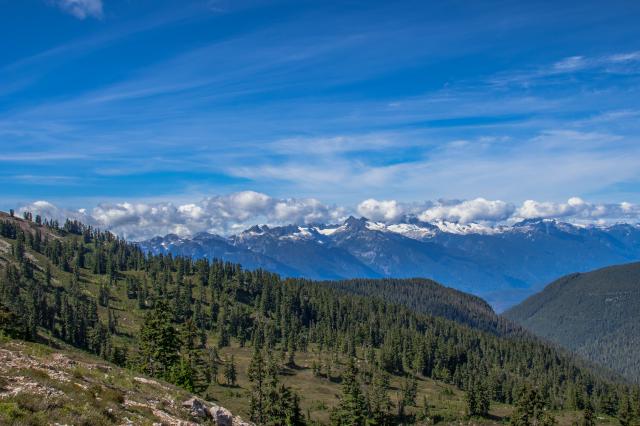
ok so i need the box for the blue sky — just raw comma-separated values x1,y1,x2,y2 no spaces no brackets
1,0,640,236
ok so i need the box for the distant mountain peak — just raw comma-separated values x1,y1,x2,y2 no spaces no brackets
138,216,640,309
343,215,369,229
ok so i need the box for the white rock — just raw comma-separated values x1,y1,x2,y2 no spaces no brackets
182,397,209,418
209,404,234,426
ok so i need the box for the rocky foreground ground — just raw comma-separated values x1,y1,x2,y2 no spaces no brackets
0,338,252,425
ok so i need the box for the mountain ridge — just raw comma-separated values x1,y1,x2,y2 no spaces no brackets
140,216,640,309
504,261,640,382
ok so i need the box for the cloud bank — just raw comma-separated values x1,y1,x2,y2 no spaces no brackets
419,198,515,224
18,192,345,240
16,193,640,241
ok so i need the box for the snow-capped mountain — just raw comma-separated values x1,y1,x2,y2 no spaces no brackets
138,216,640,310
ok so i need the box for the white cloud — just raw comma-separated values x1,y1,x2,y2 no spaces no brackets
516,197,584,219
52,0,103,20
271,198,345,224
553,56,587,72
357,199,404,222
17,200,96,226
515,197,640,222
418,198,515,224
19,191,346,240
17,194,640,241
608,51,640,63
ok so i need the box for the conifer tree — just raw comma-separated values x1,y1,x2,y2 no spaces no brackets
632,388,640,419
224,355,237,386
138,301,181,378
259,353,304,426
206,347,219,385
417,395,431,423
272,383,304,426
511,386,556,426
402,374,418,408
107,308,117,334
618,394,633,426
168,356,196,392
581,399,595,426
366,368,391,425
331,358,367,426
248,348,267,424
14,232,25,261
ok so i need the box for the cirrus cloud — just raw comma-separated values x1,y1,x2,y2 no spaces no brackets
50,0,103,20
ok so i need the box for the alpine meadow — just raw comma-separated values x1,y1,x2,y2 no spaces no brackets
1,1,640,425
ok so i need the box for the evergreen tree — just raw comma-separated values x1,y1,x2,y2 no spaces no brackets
511,386,556,426
98,282,110,307
581,399,595,426
248,348,267,424
261,354,304,426
632,388,640,420
206,347,219,385
107,308,117,334
402,374,418,408
466,380,490,418
618,394,633,426
138,301,181,378
331,358,367,426
417,395,431,423
224,355,237,386
366,368,391,425
14,232,25,261
168,356,196,392
272,383,304,426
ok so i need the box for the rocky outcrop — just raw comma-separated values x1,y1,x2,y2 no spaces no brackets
182,397,253,426
182,397,209,419
0,339,252,426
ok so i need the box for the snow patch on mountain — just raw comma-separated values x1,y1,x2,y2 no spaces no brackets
386,223,438,239
281,226,314,240
365,221,387,232
315,225,345,236
432,221,503,235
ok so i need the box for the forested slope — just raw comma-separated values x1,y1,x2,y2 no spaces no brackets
1,211,639,425
504,262,640,383
321,278,520,335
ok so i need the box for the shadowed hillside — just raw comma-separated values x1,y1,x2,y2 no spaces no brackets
504,262,640,382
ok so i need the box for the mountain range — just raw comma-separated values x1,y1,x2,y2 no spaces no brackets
139,216,640,310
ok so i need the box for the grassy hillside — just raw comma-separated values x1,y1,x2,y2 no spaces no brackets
0,336,252,425
0,211,637,425
1,336,617,426
504,262,640,383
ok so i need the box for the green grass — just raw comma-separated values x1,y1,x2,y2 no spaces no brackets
0,339,203,426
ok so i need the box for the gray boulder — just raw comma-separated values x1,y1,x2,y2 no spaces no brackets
182,397,209,419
